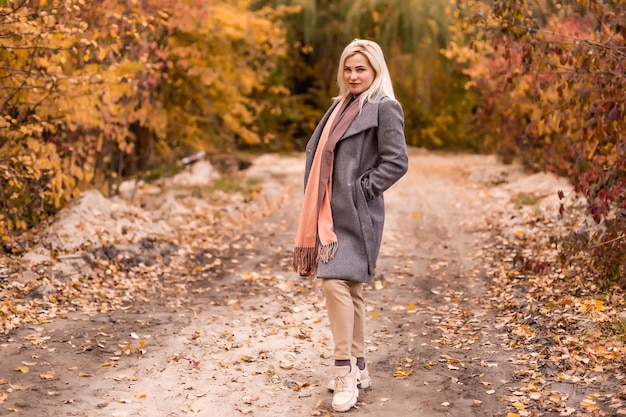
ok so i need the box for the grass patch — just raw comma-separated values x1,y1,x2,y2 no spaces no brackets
511,192,542,209
143,164,184,182
206,178,259,193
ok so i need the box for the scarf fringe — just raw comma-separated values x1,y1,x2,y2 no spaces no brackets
318,241,338,263
293,246,318,276
293,241,338,276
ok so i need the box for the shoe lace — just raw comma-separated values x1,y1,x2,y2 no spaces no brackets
334,375,347,392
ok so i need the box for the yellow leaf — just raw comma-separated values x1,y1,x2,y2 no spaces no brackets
594,299,603,312
512,400,526,410
371,311,378,319
411,212,420,219
101,362,113,367
39,371,55,380
581,398,597,411
14,366,30,373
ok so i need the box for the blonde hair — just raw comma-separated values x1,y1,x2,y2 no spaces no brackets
334,38,395,109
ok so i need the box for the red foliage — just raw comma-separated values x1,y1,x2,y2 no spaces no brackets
469,2,626,285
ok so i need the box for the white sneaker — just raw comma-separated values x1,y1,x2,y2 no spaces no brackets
331,357,359,412
327,363,371,391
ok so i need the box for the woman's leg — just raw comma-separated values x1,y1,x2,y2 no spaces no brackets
349,281,365,360
322,278,359,412
322,278,353,360
348,280,371,388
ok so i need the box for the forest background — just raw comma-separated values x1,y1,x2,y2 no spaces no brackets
0,0,624,288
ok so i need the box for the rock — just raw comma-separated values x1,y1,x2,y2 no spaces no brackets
22,246,52,264
15,270,39,287
172,160,220,186
26,284,57,300
52,252,95,282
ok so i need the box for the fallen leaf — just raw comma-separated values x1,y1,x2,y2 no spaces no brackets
39,371,55,380
580,398,597,411
512,400,526,411
14,366,29,373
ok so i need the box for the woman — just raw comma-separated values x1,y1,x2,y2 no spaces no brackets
293,39,409,412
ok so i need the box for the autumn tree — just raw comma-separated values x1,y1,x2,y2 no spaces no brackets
0,0,293,236
445,0,625,286
254,0,478,150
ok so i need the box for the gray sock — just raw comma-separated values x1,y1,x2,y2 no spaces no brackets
334,359,351,369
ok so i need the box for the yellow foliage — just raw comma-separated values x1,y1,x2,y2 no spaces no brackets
0,0,294,234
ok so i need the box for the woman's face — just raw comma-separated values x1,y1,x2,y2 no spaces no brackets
343,53,375,95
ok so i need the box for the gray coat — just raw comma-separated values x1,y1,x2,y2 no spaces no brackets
304,97,409,283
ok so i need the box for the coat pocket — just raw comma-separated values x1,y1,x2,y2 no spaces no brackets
355,168,377,275
358,168,375,201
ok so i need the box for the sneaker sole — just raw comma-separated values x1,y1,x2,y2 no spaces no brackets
332,390,358,412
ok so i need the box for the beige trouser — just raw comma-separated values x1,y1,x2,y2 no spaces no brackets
322,278,366,361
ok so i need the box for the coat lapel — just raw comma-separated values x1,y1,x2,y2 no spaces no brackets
342,100,379,140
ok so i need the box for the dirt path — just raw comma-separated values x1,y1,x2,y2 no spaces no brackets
0,149,594,416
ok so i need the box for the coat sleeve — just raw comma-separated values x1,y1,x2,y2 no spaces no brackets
361,99,409,200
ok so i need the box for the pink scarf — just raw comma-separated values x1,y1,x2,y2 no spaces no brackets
293,96,360,276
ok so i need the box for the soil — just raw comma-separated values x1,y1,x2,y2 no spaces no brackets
0,148,610,417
